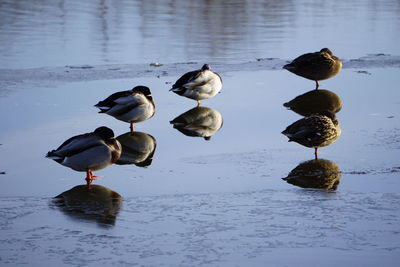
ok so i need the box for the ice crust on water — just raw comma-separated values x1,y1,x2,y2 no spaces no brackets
1,190,400,266
0,54,399,90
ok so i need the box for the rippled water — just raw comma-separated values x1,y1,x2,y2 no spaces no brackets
1,0,400,266
1,0,400,68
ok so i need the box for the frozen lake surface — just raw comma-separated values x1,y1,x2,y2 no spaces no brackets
1,0,400,266
1,67,399,266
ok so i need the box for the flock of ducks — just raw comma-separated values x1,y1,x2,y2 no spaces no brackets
47,48,343,185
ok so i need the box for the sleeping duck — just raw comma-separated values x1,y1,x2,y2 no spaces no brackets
170,64,223,106
282,111,341,160
95,86,155,132
283,48,342,89
46,126,121,185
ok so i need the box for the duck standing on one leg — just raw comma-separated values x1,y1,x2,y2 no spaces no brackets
95,86,155,133
46,126,122,185
282,111,341,160
283,48,342,89
170,64,223,106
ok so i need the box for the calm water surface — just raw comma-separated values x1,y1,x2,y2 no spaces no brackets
1,0,400,266
0,0,400,68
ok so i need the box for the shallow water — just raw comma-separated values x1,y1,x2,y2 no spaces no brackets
1,0,400,266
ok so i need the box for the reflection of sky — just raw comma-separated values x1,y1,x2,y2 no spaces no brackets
0,0,399,68
1,69,399,197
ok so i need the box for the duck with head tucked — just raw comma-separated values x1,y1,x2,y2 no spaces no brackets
46,126,121,185
95,86,155,133
282,111,341,160
283,48,342,89
170,64,223,106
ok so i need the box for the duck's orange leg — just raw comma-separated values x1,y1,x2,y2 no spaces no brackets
85,170,99,185
85,170,93,185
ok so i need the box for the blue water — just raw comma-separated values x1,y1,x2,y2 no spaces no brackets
0,0,399,69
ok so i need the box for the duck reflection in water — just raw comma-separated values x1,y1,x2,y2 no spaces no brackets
170,106,223,140
283,89,342,116
282,159,341,190
53,184,122,226
115,131,157,167
282,111,341,160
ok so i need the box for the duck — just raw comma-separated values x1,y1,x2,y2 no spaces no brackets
95,86,155,133
170,64,223,106
170,106,223,140
283,48,342,89
282,111,341,160
46,126,122,185
283,89,343,116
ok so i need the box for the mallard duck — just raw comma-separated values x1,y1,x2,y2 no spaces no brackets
282,159,341,190
53,184,122,225
115,131,157,167
170,64,223,106
95,86,155,133
46,126,121,185
170,106,223,140
283,48,342,89
283,89,342,116
282,111,341,159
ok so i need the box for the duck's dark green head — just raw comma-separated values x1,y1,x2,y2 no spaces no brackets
201,64,211,71
94,126,115,139
132,86,152,96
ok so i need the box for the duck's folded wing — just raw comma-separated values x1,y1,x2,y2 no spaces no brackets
295,52,333,68
172,70,201,89
95,90,132,107
183,72,213,89
48,134,103,158
106,101,144,117
290,128,323,142
113,94,143,105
